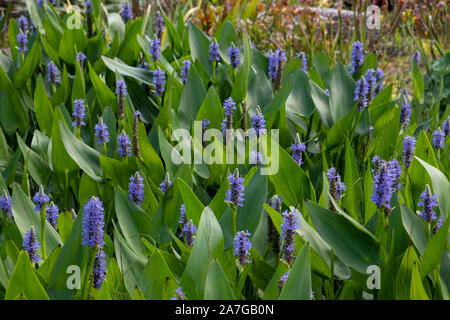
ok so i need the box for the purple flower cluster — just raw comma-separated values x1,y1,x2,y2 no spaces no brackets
116,80,127,118
221,97,236,140
296,52,307,73
17,32,28,53
46,201,59,228
117,131,132,158
149,38,161,61
47,61,60,84
267,51,278,82
120,3,132,23
17,16,28,33
180,59,191,84
225,169,245,207
227,43,241,68
278,271,290,292
85,0,92,13
154,11,165,39
412,51,421,65
159,173,172,194
0,191,12,217
128,172,145,206
290,133,306,166
209,39,220,62
432,129,445,150
23,226,41,263
249,151,262,165
94,118,110,145
152,68,166,96
81,196,105,249
171,287,187,300
32,185,50,212
400,95,412,129
402,135,416,169
178,204,187,225
72,99,87,127
233,230,252,265
365,68,377,100
182,220,197,247
374,69,384,95
327,167,346,201
354,76,369,111
443,117,450,137
92,250,107,290
267,49,286,86
250,110,266,137
76,52,86,68
281,209,300,265
370,157,401,210
417,185,438,222
350,41,364,74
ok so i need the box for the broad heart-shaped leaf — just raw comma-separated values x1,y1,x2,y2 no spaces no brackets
89,62,117,113
204,260,235,300
419,217,449,278
262,137,311,208
400,205,427,255
12,186,62,255
5,251,49,300
309,80,332,128
59,120,103,182
177,65,207,130
195,86,224,131
247,68,273,111
114,188,152,257
34,74,54,135
180,207,224,300
342,140,363,221
140,250,177,300
177,177,204,227
395,246,421,299
415,157,450,220
286,69,316,117
326,105,357,150
100,155,134,190
24,0,43,33
47,208,88,300
305,201,381,274
231,34,252,103
188,22,212,77
102,56,153,85
13,40,42,89
237,168,267,239
410,263,429,300
279,244,311,300
329,62,356,123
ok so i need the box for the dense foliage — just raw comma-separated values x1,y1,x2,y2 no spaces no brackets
0,0,448,300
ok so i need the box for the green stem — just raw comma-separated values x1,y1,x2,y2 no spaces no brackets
81,246,98,300
102,142,107,156
40,205,47,261
231,207,237,238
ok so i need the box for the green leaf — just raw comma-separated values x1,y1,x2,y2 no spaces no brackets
188,23,212,77
177,177,204,227
34,75,54,135
140,250,177,300
329,62,356,123
5,251,49,300
13,40,42,89
411,61,424,104
102,56,153,85
89,62,117,113
285,69,315,117
419,217,449,278
305,201,381,274
400,205,427,255
279,244,311,300
410,263,429,300
204,260,235,300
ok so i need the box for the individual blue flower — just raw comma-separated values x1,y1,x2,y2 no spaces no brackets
154,10,165,39
128,172,144,206
371,161,393,209
233,230,252,265
402,135,416,169
0,190,12,217
180,59,191,84
46,201,59,228
227,43,241,68
117,131,132,158
417,185,438,222
23,226,41,263
81,196,105,249
94,117,110,145
159,173,172,194
443,117,450,137
32,185,50,212
149,38,161,61
182,219,197,247
327,167,346,201
281,208,300,265
250,108,266,138
412,51,421,65
152,67,166,96
354,77,369,111
120,3,132,23
388,159,401,192
92,250,107,290
72,99,87,127
17,32,28,53
178,204,186,225
350,41,364,74
220,97,236,140
432,129,445,150
296,52,307,73
400,96,412,129
171,287,186,300
209,39,220,62
225,168,245,207
290,133,306,166
47,61,61,84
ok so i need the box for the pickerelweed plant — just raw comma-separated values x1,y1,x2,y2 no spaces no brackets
0,4,448,301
